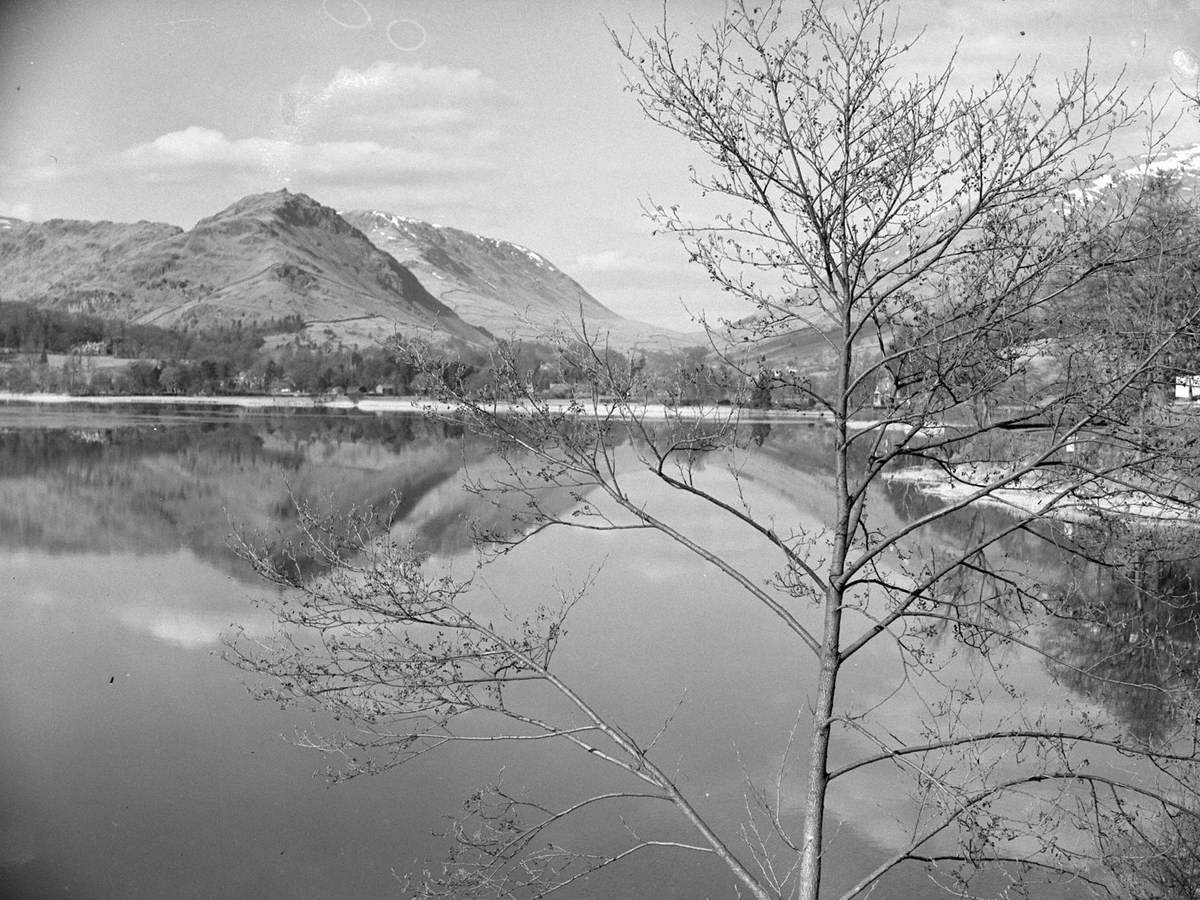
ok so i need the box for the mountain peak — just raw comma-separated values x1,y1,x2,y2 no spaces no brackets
194,189,355,236
0,190,489,348
0,192,693,351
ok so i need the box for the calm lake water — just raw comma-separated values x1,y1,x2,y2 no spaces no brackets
0,405,1187,899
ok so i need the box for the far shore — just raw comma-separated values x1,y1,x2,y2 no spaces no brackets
0,391,835,423
885,465,1200,526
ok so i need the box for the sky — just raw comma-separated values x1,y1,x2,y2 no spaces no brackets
2,0,1200,331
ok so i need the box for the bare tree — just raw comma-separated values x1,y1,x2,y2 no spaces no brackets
228,1,1200,898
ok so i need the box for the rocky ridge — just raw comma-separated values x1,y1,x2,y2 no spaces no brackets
342,209,694,350
0,191,490,347
0,191,696,351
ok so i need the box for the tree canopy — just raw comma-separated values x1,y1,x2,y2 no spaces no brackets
229,2,1200,898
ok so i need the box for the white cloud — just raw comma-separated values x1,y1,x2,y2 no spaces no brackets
573,249,634,273
572,249,680,275
111,125,496,186
0,198,33,220
281,60,514,143
0,62,515,203
101,61,516,190
115,605,275,649
3,551,277,651
116,126,259,171
315,60,511,112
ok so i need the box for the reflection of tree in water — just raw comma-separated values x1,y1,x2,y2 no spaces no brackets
884,493,1200,744
0,422,295,476
1041,526,1200,744
1106,804,1200,900
959,521,1200,900
868,479,1200,894
878,471,1200,695
0,422,301,557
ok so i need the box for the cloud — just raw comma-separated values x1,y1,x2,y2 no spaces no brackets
572,250,637,273
572,248,682,275
110,125,496,186
0,198,33,220
114,605,275,649
0,61,515,205
97,62,515,190
116,126,256,172
3,551,277,651
568,247,712,307
281,60,514,143
0,158,71,188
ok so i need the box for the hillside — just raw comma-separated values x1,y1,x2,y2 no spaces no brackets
0,192,701,353
1079,142,1200,200
0,191,490,348
0,218,183,308
707,141,1200,378
713,321,843,377
342,210,697,350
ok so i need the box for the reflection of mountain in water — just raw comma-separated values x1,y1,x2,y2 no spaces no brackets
11,409,1196,737
0,412,494,580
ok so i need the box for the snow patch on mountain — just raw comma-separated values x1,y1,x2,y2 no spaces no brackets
346,210,550,269
1073,142,1200,200
342,208,697,350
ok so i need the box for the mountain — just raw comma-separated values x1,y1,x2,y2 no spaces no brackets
0,190,490,347
341,210,696,350
0,218,183,304
1078,142,1200,199
710,142,1200,374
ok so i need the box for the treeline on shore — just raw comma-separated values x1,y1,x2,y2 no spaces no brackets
0,301,428,396
0,301,790,405
0,300,305,361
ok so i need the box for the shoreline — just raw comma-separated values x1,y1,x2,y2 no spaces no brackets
0,391,834,423
885,465,1200,526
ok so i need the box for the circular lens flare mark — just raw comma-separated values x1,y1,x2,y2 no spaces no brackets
386,18,427,52
321,0,371,30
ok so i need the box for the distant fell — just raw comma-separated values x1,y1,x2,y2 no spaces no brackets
0,190,489,347
1076,141,1200,200
342,210,696,350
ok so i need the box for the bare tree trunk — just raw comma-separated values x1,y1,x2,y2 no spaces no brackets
799,316,853,898
798,583,845,899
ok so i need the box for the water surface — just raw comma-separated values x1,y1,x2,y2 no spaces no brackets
0,406,1187,898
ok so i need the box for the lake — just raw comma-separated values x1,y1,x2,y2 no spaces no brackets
0,405,1191,899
